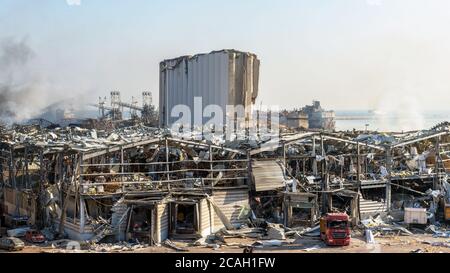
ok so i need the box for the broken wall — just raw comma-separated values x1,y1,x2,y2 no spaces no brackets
3,187,36,226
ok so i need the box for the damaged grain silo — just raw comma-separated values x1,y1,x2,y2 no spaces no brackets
159,50,260,131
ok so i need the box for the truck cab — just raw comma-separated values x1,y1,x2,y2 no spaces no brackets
320,213,351,246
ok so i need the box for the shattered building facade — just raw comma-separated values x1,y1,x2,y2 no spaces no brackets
0,44,449,250
0,126,251,243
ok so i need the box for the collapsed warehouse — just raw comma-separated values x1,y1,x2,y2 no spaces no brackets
1,121,449,248
0,49,449,251
0,125,250,244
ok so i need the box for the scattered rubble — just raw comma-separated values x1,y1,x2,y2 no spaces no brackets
1,121,449,253
89,242,149,253
266,223,286,240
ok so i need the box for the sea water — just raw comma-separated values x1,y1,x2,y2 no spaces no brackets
335,110,450,132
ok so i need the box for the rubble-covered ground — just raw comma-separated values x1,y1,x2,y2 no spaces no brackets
2,233,449,253
1,123,449,254
1,210,449,254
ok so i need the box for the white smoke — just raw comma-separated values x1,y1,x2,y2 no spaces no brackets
373,92,425,132
0,37,83,124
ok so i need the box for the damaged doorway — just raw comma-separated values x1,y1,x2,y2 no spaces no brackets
284,192,318,227
169,201,200,239
128,205,154,244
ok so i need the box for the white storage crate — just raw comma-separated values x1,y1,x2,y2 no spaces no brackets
404,208,427,224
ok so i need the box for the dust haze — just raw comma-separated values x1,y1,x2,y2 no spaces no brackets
0,37,90,124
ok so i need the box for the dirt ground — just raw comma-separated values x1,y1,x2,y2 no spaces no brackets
1,233,449,254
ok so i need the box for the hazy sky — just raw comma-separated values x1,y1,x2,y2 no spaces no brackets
1,0,450,114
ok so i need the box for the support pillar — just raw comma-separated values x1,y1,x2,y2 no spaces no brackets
121,146,125,192
209,145,213,186
312,137,318,176
79,196,85,233
434,136,440,190
356,142,361,192
165,138,170,187
385,147,392,212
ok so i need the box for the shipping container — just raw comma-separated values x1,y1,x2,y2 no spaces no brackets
159,50,260,129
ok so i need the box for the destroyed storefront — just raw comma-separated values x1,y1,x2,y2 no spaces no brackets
283,192,318,227
74,137,250,244
380,130,450,223
250,160,286,224
249,126,450,228
249,133,365,227
0,142,60,229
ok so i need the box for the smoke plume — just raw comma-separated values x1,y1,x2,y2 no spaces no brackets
0,37,58,124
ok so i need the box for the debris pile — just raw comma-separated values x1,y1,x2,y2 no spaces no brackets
0,120,449,252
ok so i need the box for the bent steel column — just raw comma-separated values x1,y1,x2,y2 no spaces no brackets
385,147,392,212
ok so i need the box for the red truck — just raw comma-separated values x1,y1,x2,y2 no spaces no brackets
320,213,351,246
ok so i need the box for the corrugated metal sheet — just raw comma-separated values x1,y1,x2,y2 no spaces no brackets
159,50,259,128
156,201,169,243
200,198,212,237
111,201,129,241
359,198,387,218
212,189,249,231
252,160,285,192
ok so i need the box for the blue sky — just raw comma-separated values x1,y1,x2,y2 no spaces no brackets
1,0,450,114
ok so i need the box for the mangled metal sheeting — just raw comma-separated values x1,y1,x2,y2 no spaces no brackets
391,129,450,148
266,223,286,240
206,195,235,231
2,122,449,160
7,226,31,237
220,227,265,238
360,215,413,236
1,125,161,153
252,160,285,192
1,124,257,157
355,134,395,145
359,197,387,219
426,225,450,238
2,121,450,249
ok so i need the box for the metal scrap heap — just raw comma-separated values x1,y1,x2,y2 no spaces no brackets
0,122,449,252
